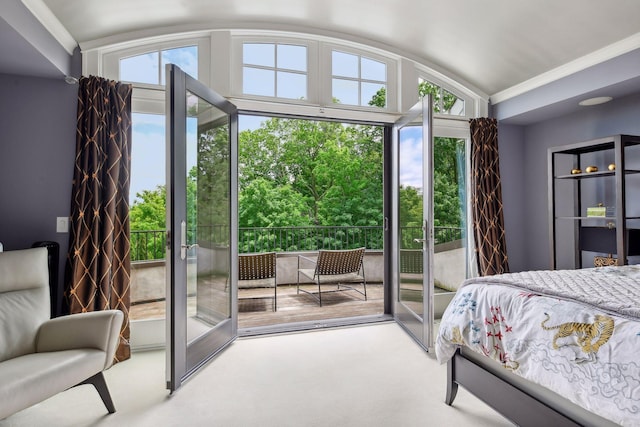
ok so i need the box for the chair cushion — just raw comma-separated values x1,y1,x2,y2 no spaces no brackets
0,248,50,363
298,269,365,284
238,278,276,289
0,349,106,419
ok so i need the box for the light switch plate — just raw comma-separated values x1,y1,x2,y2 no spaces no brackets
56,217,69,233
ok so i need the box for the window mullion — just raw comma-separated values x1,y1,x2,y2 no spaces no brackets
274,43,279,97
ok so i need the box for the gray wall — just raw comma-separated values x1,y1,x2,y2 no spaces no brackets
497,124,526,272
499,91,640,271
0,71,79,295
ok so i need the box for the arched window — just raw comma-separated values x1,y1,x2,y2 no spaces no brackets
92,30,481,119
419,77,465,116
331,50,387,108
120,45,198,86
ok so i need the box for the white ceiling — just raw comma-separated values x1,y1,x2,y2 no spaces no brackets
35,0,640,97
3,0,640,123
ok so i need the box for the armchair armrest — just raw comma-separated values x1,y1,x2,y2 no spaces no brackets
36,310,124,369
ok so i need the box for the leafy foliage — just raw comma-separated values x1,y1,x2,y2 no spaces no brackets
130,114,465,257
238,118,384,229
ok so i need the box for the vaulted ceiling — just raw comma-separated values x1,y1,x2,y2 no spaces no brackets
3,0,640,124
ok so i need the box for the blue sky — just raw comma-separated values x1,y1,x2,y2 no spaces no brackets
398,126,423,191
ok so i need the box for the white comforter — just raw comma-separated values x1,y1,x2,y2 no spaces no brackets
436,265,640,426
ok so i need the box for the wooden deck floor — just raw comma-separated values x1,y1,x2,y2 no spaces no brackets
130,282,385,330
238,283,385,328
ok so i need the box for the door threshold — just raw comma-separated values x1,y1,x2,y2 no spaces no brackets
238,314,393,338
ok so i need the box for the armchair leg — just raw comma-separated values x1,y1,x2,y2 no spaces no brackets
77,372,116,413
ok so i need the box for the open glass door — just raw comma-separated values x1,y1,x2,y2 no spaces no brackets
166,64,238,391
392,96,434,350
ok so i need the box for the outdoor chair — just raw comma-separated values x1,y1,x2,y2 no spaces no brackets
297,247,367,306
238,252,277,311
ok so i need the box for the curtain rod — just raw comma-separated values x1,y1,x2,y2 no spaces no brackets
65,76,79,85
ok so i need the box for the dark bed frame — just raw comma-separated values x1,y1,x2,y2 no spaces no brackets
446,349,592,427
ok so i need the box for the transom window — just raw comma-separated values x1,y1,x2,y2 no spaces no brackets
332,50,386,108
418,78,465,116
120,45,198,85
242,43,307,99
94,30,477,118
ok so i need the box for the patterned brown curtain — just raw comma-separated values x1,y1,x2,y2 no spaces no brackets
64,76,133,362
469,118,509,276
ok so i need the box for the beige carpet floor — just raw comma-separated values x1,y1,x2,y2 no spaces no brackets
0,323,513,427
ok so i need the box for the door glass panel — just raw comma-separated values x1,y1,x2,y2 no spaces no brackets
185,91,231,343
166,64,237,392
393,96,433,350
433,137,467,312
398,124,424,318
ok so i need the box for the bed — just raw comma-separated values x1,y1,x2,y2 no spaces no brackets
436,265,640,427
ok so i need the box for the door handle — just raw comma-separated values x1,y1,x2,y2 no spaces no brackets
413,238,426,243
180,221,199,259
180,221,192,260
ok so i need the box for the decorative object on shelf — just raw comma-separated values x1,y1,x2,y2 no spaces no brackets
608,163,616,171
571,168,582,174
586,203,614,217
585,165,599,173
594,255,618,267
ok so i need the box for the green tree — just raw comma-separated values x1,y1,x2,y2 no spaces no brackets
129,168,197,260
130,186,166,231
369,81,460,113
130,114,463,256
130,186,167,260
238,178,312,252
196,123,230,247
239,178,309,228
239,117,384,228
418,80,459,113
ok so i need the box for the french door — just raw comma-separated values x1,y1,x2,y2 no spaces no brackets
166,64,239,391
392,96,435,350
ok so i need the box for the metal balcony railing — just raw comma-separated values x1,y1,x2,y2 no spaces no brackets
130,225,463,262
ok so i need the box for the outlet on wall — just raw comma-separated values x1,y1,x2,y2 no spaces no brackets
56,217,69,233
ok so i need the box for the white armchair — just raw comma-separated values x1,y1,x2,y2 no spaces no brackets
0,247,124,420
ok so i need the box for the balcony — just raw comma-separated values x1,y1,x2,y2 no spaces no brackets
129,226,465,328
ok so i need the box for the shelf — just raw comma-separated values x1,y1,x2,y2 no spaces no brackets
549,134,640,269
580,227,640,255
555,216,616,221
555,169,640,179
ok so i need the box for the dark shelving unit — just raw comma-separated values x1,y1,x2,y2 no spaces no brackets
548,134,640,269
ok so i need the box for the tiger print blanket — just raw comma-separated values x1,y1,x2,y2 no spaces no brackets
436,265,640,426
